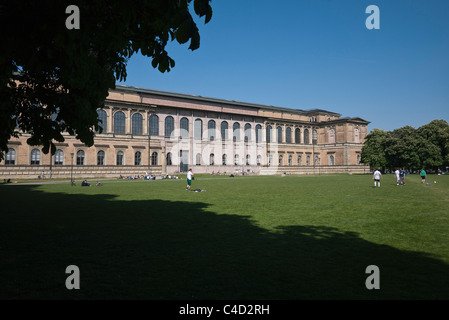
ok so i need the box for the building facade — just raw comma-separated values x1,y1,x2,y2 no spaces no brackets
1,85,370,179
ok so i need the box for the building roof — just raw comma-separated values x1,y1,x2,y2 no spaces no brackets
114,85,342,117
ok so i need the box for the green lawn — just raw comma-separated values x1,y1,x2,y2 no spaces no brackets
1,173,448,299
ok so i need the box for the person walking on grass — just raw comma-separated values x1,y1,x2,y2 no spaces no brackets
399,168,406,186
373,168,382,188
395,168,400,186
420,168,427,184
186,168,194,191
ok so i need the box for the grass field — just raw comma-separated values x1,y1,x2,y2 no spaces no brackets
1,173,448,299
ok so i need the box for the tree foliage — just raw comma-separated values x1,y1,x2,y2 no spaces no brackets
361,120,449,170
0,0,212,160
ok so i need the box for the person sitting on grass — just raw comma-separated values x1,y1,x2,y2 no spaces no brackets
81,180,90,187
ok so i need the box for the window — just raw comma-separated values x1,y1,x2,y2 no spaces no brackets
312,130,318,145
5,148,15,165
149,114,159,136
256,125,262,143
354,128,360,143
135,151,142,165
151,152,158,165
196,153,201,166
268,154,273,166
234,154,239,165
132,113,143,135
31,149,40,165
233,123,240,141
180,117,189,138
208,120,216,140
295,128,301,144
304,129,310,145
266,125,272,143
54,149,64,165
315,155,320,166
286,127,292,143
116,151,124,165
76,150,85,165
194,119,203,140
209,153,215,165
306,155,311,166
97,109,107,133
222,154,227,165
246,154,250,165
257,155,261,166
165,116,174,137
329,154,335,166
221,121,228,140
114,111,126,134
357,154,361,165
298,155,302,166
166,152,172,166
288,155,292,166
279,155,283,166
97,151,105,165
328,128,336,144
244,123,251,142
277,126,282,143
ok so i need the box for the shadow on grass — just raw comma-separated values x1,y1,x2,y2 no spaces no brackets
1,185,448,299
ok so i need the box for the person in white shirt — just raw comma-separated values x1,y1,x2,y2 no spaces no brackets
394,169,400,186
186,169,194,191
373,169,382,187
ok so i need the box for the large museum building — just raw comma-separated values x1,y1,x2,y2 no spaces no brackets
0,85,370,179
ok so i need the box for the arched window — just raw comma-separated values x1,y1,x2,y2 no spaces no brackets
222,154,227,165
166,152,172,166
5,148,15,165
149,114,159,136
312,130,318,145
244,123,251,142
208,120,216,140
180,117,189,138
298,155,302,166
306,155,311,166
76,150,85,165
221,121,228,140
277,126,283,143
268,154,273,166
116,151,124,165
194,119,203,140
132,113,143,135
233,123,240,141
134,151,142,165
256,124,262,143
165,116,174,137
279,155,283,166
295,128,301,144
286,127,292,143
114,111,126,134
357,154,361,165
54,149,64,165
97,151,105,165
209,153,215,165
304,129,310,145
234,154,239,165
257,155,261,166
151,152,158,165
328,128,336,144
196,153,201,166
329,154,335,166
288,155,292,166
315,155,320,166
354,128,360,143
31,149,41,165
266,125,272,143
246,154,250,165
96,109,107,133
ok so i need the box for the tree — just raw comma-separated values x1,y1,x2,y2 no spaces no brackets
361,129,389,169
0,0,212,160
384,126,421,170
417,120,449,167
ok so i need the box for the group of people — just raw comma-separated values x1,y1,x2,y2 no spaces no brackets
372,168,428,187
81,180,102,187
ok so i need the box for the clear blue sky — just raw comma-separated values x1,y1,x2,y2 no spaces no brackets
118,0,449,132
